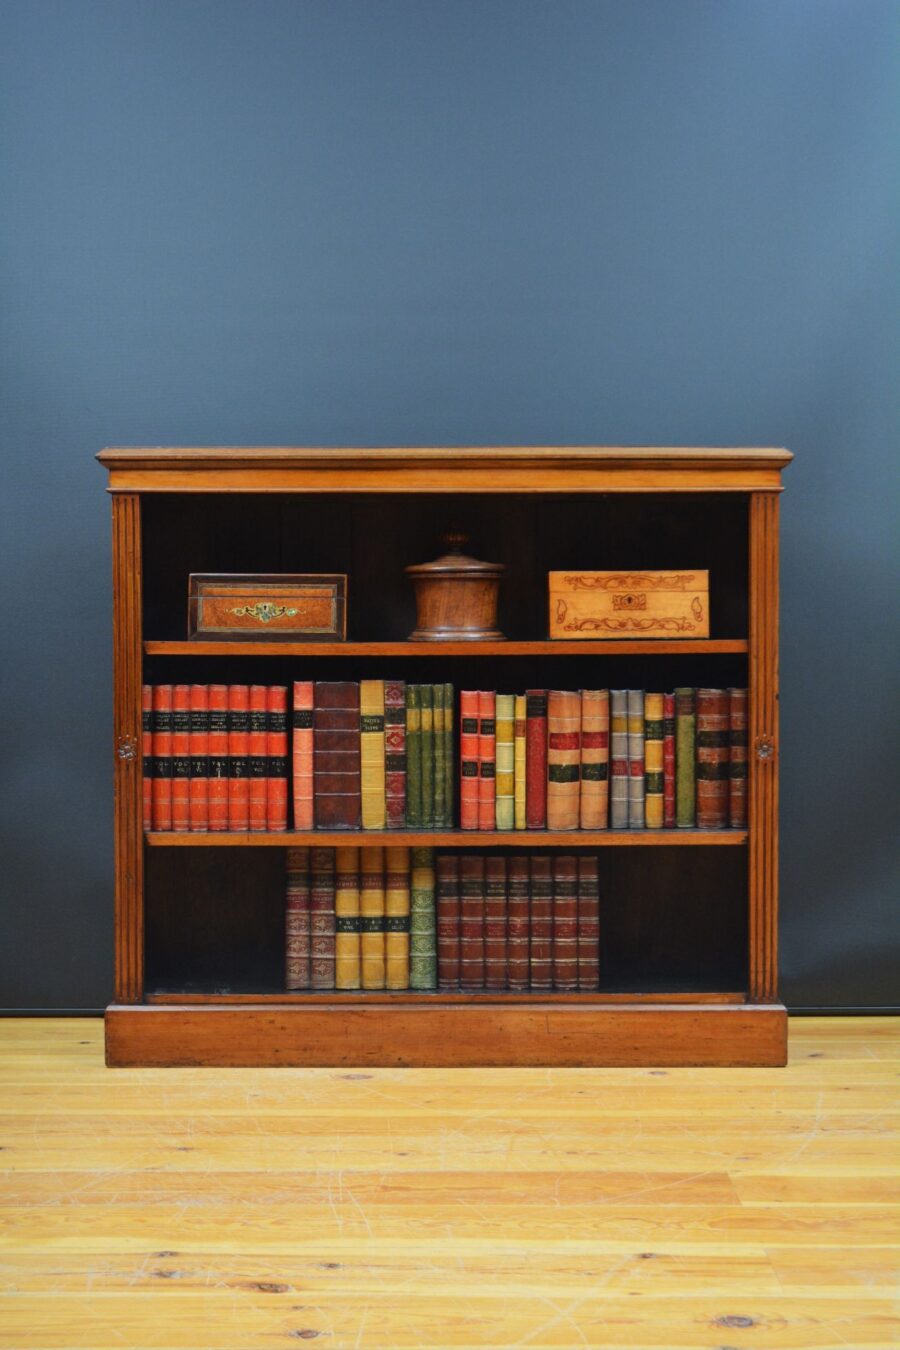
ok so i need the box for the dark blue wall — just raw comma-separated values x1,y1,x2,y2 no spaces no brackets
2,0,897,1009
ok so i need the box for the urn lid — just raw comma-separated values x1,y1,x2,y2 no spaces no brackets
405,532,505,580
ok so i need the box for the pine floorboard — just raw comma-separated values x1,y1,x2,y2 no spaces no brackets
0,1016,897,1349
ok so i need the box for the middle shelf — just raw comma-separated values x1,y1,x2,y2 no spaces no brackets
146,829,748,847
146,639,749,656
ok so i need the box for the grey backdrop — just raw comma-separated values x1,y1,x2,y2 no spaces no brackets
1,0,897,1011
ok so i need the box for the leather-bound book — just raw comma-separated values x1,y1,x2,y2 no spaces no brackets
525,690,548,829
529,856,553,992
459,854,485,990
171,685,191,832
188,684,209,832
728,688,748,828
410,846,436,990
313,682,361,830
285,846,311,990
552,855,578,991
384,680,407,830
420,684,434,829
514,694,527,829
459,691,479,830
310,847,336,990
207,684,229,832
627,690,645,829
334,846,361,990
248,685,268,832
546,691,580,830
442,683,454,828
436,853,460,990
227,685,250,832
141,685,152,832
432,684,446,828
696,688,730,829
663,693,676,828
609,690,629,829
580,689,609,830
506,856,530,990
405,685,422,828
151,684,173,831
360,679,386,830
291,681,314,831
484,856,508,990
477,691,496,831
360,846,385,989
675,688,696,828
644,693,664,829
495,694,515,830
577,856,600,991
385,846,411,990
265,686,288,832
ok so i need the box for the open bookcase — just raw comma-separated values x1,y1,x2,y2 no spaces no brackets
99,447,790,1066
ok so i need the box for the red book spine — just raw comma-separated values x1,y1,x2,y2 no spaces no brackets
310,847,335,990
529,856,553,991
384,680,407,830
577,856,600,990
150,685,172,831
188,684,209,832
248,685,268,832
141,685,152,832
506,856,531,990
729,688,748,829
552,855,578,990
459,854,485,990
696,688,730,829
171,685,191,832
266,686,288,832
285,847,311,990
459,691,480,830
484,856,508,990
525,690,548,829
292,681,314,831
477,691,496,831
227,685,250,832
436,854,461,990
207,684,229,832
663,692,676,829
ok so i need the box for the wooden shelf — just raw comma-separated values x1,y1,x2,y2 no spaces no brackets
145,638,748,656
145,989,747,1005
146,828,748,847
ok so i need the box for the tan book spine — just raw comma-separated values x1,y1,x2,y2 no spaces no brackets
546,690,581,830
514,693,527,829
360,846,385,989
385,846,411,990
495,693,515,830
579,689,609,829
334,846,361,990
360,679,386,830
644,692,665,829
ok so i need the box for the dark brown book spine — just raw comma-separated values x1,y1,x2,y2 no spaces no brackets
577,856,600,990
552,855,579,990
248,684,268,833
285,846,311,990
459,854,485,991
696,688,730,829
728,687,748,829
150,684,172,831
141,684,152,832
525,690,548,829
313,682,361,830
484,856,508,990
188,684,209,832
309,847,335,989
227,684,250,832
266,685,288,831
529,856,553,991
506,856,531,990
436,854,461,990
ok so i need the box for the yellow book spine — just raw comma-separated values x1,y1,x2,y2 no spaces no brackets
360,679,386,830
495,693,515,831
360,846,385,989
513,693,526,829
334,846,360,989
644,692,665,830
384,846,410,990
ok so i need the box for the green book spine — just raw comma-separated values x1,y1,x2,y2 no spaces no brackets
406,685,422,827
420,684,434,829
443,682,454,828
432,684,446,828
675,687,696,828
409,846,436,989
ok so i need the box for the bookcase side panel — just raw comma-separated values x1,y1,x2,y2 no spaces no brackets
748,492,779,1002
112,493,144,1003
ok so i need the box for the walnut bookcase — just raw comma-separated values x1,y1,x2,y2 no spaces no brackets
99,447,791,1067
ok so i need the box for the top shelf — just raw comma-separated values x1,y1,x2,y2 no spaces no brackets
145,639,749,657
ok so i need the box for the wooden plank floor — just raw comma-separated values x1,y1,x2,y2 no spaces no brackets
0,1017,897,1349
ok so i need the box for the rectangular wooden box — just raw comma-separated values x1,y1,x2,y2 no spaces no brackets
548,570,710,639
188,573,346,640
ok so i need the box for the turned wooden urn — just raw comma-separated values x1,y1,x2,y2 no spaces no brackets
406,533,505,641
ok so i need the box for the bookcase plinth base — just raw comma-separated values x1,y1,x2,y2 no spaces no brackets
105,1002,787,1068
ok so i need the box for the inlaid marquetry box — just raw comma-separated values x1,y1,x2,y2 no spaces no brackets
548,569,710,639
188,573,346,640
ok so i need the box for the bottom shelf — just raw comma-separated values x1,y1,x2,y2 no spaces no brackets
106,1000,787,1067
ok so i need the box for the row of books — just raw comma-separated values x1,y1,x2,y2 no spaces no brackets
461,687,748,831
284,848,600,993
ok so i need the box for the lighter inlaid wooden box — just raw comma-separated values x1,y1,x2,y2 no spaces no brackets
548,569,709,639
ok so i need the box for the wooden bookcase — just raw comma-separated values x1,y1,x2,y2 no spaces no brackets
98,447,791,1067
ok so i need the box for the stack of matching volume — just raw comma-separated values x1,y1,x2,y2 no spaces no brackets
459,687,747,831
142,684,288,832
293,680,454,831
284,846,436,990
